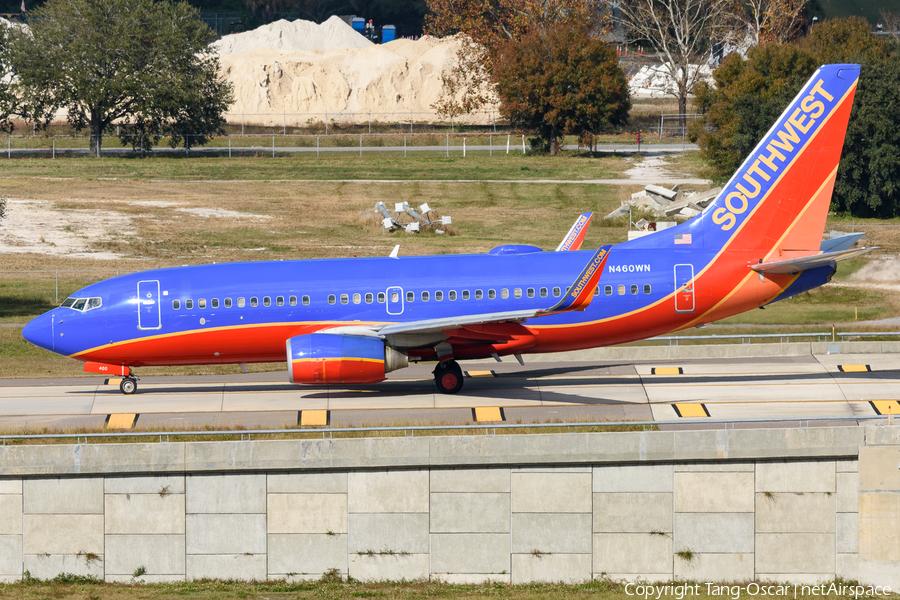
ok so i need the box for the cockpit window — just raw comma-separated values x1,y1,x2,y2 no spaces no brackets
64,297,102,312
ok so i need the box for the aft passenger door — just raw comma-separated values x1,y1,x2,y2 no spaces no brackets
137,280,162,330
674,264,695,313
385,286,404,315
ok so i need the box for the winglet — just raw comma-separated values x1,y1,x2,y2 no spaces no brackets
556,212,593,251
538,245,612,315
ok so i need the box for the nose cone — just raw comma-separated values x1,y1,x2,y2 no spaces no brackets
22,312,54,353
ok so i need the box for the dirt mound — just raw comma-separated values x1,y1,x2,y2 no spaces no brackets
212,15,372,55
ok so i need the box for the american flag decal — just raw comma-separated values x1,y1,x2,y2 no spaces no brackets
674,233,692,245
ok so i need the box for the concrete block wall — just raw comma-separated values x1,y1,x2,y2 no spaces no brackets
0,426,898,585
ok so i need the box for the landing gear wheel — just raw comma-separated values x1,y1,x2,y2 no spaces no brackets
120,377,137,395
434,360,464,394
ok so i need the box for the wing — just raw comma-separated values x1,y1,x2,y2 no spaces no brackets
751,247,877,275
555,212,593,251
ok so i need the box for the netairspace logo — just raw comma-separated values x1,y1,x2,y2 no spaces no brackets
624,583,893,600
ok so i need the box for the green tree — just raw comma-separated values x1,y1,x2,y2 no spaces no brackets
493,24,630,155
0,0,233,156
692,17,900,217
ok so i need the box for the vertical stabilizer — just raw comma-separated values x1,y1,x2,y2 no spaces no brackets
700,64,859,259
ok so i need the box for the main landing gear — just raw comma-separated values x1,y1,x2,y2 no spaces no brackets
119,374,138,395
433,360,464,394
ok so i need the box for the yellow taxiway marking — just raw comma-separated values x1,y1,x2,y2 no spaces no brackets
105,413,137,429
466,370,496,378
839,365,872,373
473,407,504,422
869,401,900,416
104,379,122,386
672,403,710,418
651,367,683,375
300,410,329,426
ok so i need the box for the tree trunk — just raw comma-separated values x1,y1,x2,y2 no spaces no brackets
549,124,558,156
678,93,688,134
89,111,103,158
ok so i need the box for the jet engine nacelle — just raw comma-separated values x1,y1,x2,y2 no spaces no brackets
286,333,408,385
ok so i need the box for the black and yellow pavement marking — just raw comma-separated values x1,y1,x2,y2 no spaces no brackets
869,401,900,416
299,410,329,426
104,378,122,386
105,413,138,429
672,403,710,418
466,370,497,378
652,367,683,375
472,407,505,422
839,365,872,373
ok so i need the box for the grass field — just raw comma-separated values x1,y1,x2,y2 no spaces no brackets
0,574,890,599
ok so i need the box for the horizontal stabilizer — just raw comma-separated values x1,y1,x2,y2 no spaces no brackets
820,232,864,253
751,247,877,274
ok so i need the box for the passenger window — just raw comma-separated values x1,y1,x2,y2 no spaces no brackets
540,287,548,298
500,288,508,299
552,287,561,297
435,291,443,301
377,292,385,303
185,299,193,310
617,285,626,295
341,294,349,305
526,288,534,298
237,297,245,308
449,291,457,301
87,298,102,310
422,291,429,302
365,293,373,304
631,284,638,295
172,300,181,310
488,289,496,299
276,296,284,306
514,288,522,299
644,284,651,294
289,296,297,306
199,299,206,309
250,297,258,307
263,296,271,307
353,293,361,304
328,295,336,305
462,290,470,300
475,290,483,300
302,296,310,306
211,298,219,309
406,291,414,302
593,287,599,296
605,286,612,296
225,298,232,308
392,292,400,303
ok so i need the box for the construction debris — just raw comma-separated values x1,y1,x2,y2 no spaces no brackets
361,202,452,234
605,185,722,221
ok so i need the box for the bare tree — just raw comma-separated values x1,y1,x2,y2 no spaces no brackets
742,0,806,44
880,9,900,37
617,0,735,126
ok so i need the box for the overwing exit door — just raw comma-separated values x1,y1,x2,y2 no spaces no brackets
386,286,404,315
137,280,162,330
674,264,695,313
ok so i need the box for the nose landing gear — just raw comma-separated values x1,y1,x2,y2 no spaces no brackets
433,360,463,394
119,371,139,395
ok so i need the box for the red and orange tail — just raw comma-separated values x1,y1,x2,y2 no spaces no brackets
701,64,859,261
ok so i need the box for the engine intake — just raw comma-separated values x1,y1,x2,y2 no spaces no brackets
286,333,407,385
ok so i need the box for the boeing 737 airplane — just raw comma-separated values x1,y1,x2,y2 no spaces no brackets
23,64,873,395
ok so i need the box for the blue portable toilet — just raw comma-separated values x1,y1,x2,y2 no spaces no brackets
382,24,396,43
352,17,365,35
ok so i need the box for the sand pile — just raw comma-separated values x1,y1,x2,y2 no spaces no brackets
212,15,372,55
218,34,498,123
